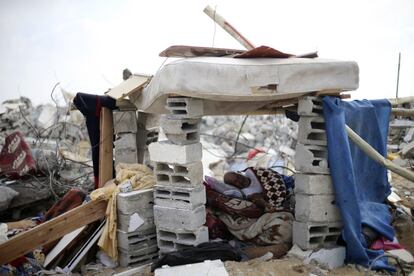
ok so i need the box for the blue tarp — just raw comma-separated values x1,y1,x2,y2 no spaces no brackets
322,96,395,270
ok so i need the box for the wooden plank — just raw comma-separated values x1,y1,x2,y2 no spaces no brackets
99,107,114,188
105,74,152,100
204,5,255,50
0,200,107,265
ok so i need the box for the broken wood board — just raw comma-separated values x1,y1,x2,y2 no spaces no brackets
99,107,113,188
105,74,152,100
0,199,107,265
159,45,245,58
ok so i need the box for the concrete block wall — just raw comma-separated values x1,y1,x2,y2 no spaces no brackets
116,189,158,267
149,97,208,253
293,96,342,250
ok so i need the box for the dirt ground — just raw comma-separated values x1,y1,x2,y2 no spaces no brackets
224,257,365,276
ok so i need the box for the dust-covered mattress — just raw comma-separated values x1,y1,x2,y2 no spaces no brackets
132,57,359,115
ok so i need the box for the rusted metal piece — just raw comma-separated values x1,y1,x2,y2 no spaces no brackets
159,45,245,58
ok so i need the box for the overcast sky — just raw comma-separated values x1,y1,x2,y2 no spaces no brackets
0,0,413,105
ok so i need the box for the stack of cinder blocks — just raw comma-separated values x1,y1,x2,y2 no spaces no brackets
293,96,342,250
113,108,139,167
117,189,158,267
113,109,159,167
149,97,208,253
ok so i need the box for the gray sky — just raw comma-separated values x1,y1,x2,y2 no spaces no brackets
0,0,413,105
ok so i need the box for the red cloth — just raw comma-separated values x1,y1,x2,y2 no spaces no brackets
370,237,404,251
247,148,265,160
0,131,36,179
43,188,86,222
205,211,229,240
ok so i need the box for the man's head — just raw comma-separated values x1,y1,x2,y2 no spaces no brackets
223,171,250,189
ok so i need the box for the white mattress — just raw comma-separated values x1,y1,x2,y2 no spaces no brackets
132,57,359,115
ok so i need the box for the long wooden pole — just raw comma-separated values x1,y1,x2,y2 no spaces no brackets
345,125,414,182
99,107,113,188
388,96,414,107
203,5,255,50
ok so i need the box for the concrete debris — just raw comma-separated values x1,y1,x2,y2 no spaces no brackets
200,114,297,176
0,96,93,220
387,249,414,263
304,246,346,270
155,260,229,276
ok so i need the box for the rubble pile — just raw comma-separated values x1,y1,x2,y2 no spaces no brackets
388,104,414,169
0,96,93,219
200,114,298,176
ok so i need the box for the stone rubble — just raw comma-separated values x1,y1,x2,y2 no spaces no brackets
0,96,93,219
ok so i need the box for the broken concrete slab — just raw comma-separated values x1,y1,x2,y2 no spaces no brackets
305,246,346,269
155,260,228,276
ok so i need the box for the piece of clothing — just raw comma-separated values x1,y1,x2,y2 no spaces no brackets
219,212,293,246
204,175,244,198
322,96,394,270
205,187,264,218
247,167,287,211
240,168,263,196
43,188,86,222
0,131,36,179
151,242,244,271
90,163,155,260
73,92,117,189
205,210,230,240
370,237,404,251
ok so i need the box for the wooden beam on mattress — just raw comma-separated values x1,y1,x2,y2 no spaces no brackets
203,5,255,50
345,125,414,182
99,107,113,188
0,199,107,265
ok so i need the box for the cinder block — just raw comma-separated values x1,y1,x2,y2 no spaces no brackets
154,205,205,231
137,129,159,149
295,194,341,222
114,133,138,151
114,151,138,167
154,162,203,187
160,116,201,135
154,185,206,209
149,142,202,164
117,212,155,233
114,133,139,166
298,96,323,116
117,231,157,251
118,250,158,267
157,226,208,247
165,97,203,118
294,174,334,195
165,132,200,145
160,116,200,145
298,116,327,146
117,189,154,214
293,221,342,250
157,240,193,254
295,143,329,174
113,111,137,134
